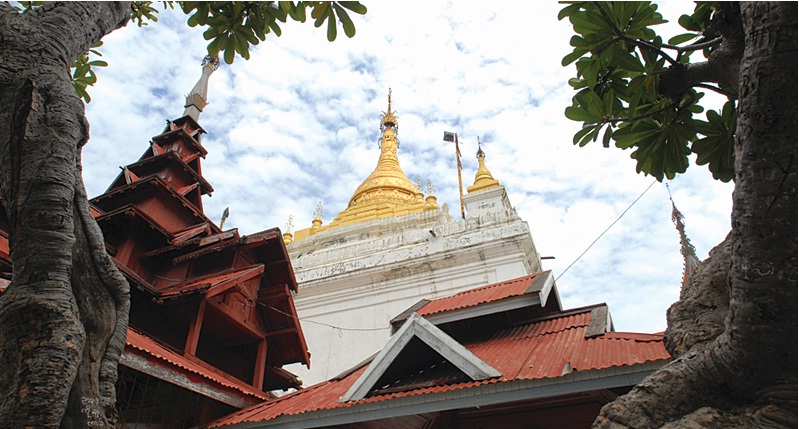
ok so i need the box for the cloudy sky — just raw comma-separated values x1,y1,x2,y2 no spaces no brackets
82,2,734,334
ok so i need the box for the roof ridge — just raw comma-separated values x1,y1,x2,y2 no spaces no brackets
426,272,544,303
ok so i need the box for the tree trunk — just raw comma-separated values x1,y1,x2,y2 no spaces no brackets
594,2,797,428
0,3,131,428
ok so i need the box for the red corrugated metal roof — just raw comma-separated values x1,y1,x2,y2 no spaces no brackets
417,272,545,317
124,327,270,401
209,306,668,427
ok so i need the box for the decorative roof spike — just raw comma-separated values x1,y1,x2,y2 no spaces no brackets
476,137,485,159
314,201,323,220
283,215,295,245
667,185,701,285
380,88,399,132
182,55,219,122
219,206,229,230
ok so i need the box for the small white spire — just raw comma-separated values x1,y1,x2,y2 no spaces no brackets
183,55,219,122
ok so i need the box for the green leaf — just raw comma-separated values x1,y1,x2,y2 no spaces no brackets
678,14,700,32
558,3,583,21
692,101,736,182
334,4,356,38
582,124,602,146
203,27,219,40
613,121,661,149
223,46,235,64
667,32,697,45
611,49,645,72
327,11,337,41
338,1,367,15
284,2,307,22
602,124,613,148
312,2,330,20
187,11,201,27
572,125,595,145
565,106,599,122
562,48,588,67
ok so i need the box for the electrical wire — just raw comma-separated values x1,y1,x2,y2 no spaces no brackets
555,180,658,282
254,300,389,332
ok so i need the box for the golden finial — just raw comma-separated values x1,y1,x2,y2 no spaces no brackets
310,202,323,234
427,178,435,195
283,215,294,245
380,88,398,132
467,141,500,193
202,55,221,70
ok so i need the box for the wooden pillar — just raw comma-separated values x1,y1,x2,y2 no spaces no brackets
252,339,268,390
184,300,206,357
115,238,135,266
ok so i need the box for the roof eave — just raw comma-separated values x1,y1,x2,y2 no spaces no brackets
221,360,669,429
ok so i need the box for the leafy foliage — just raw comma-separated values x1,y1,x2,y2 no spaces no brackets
559,1,736,182
71,41,107,103
181,1,366,64
64,1,366,103
131,1,176,27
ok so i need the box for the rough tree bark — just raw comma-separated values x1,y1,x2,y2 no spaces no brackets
0,3,131,428
595,2,797,428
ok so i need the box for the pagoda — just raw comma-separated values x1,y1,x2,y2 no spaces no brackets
283,91,544,385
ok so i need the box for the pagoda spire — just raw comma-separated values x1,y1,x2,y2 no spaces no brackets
182,55,220,122
667,185,701,285
313,90,426,230
343,89,418,211
380,88,398,133
467,141,500,193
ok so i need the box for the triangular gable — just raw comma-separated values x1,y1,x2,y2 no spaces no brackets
341,313,501,402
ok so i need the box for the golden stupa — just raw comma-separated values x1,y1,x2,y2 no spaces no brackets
290,90,435,242
466,145,501,193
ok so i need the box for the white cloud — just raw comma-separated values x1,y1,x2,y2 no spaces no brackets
83,1,734,335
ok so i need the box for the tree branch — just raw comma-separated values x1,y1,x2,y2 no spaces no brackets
662,37,723,53
606,93,693,125
694,82,735,98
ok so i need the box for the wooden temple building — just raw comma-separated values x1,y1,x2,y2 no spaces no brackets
0,57,309,428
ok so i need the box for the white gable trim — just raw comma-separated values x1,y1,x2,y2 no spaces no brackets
341,313,501,402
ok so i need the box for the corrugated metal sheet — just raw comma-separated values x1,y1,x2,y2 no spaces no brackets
417,272,544,317
210,306,668,427
125,327,270,400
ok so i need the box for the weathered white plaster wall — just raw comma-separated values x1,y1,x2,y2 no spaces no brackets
284,188,542,386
